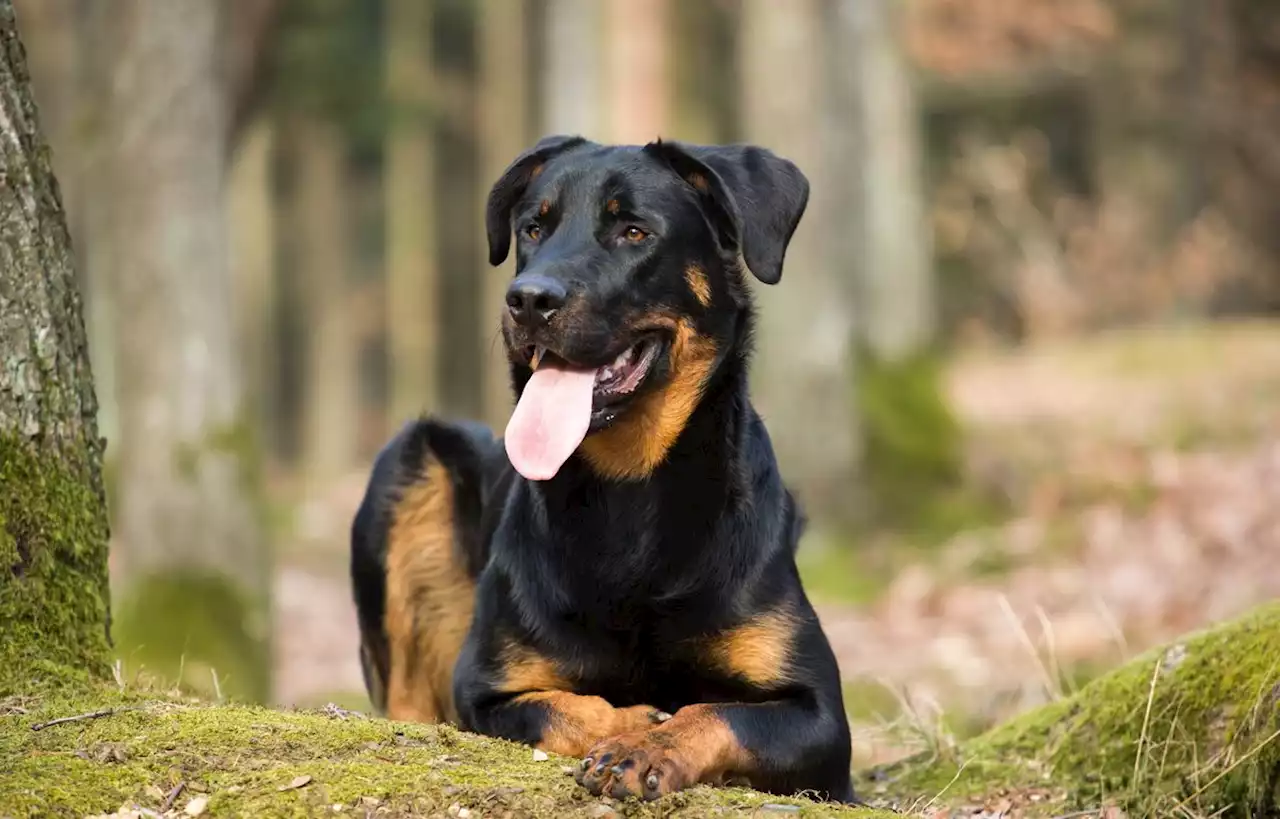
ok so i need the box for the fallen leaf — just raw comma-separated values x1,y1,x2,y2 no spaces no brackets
144,785,165,801
279,774,313,791
531,749,549,761
184,795,209,817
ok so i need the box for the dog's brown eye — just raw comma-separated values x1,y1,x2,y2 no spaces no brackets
525,224,542,241
624,226,648,242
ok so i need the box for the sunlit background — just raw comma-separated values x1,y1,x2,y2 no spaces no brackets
14,0,1280,771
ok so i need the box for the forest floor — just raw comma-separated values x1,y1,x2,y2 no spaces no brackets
264,318,1280,810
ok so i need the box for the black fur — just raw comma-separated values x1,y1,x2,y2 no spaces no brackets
351,136,855,803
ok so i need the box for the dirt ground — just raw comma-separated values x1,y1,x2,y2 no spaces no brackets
269,320,1280,768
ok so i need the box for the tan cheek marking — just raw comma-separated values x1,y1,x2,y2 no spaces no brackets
580,315,718,481
685,263,712,307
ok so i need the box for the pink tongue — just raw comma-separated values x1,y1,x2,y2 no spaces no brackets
505,364,598,481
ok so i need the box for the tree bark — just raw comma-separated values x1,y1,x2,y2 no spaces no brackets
0,0,111,691
827,0,958,525
385,0,440,428
294,117,357,487
541,0,603,138
739,0,861,530
831,0,935,363
100,0,269,703
227,115,278,466
477,0,531,431
605,0,669,143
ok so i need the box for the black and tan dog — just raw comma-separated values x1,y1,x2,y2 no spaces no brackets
350,135,855,803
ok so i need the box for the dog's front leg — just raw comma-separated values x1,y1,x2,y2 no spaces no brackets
574,696,854,803
461,689,672,758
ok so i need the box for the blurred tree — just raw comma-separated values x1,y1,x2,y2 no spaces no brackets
738,0,862,531
0,0,112,686
476,0,531,430
828,0,960,525
385,0,440,427
101,0,270,703
605,0,669,143
670,0,738,145
227,119,279,464
293,118,358,487
540,0,603,137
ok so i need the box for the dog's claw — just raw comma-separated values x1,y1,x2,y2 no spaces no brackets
610,765,625,776
581,757,593,771
651,710,673,723
646,773,660,791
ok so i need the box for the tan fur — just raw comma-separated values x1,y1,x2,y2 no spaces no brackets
583,703,753,795
707,609,798,688
580,315,718,481
686,171,709,192
498,643,662,757
539,199,550,216
606,198,620,215
684,263,712,307
383,461,475,724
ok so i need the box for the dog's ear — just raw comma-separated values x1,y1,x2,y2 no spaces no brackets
643,139,809,285
485,134,588,266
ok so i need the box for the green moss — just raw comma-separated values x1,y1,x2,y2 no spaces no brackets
855,348,981,534
866,602,1280,817
0,686,897,818
0,433,111,697
111,571,271,704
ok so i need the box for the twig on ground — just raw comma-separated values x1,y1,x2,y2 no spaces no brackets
1132,656,1162,790
159,781,186,813
30,708,118,731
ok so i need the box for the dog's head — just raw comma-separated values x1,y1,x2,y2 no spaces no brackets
486,135,809,483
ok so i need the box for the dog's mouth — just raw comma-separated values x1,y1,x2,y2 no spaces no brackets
525,335,662,410
505,334,665,482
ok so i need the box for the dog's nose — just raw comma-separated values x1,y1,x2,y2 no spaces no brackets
506,274,567,328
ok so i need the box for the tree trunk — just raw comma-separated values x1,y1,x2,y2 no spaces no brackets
101,0,269,703
541,0,603,137
476,0,531,431
739,0,861,530
829,0,958,525
832,0,935,363
385,0,440,428
605,0,669,143
0,0,111,692
294,118,357,487
227,115,278,475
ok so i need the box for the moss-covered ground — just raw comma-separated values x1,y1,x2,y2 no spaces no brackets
0,682,898,818
866,601,1280,817
5,603,1278,817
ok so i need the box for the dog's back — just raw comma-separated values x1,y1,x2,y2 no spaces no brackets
349,417,507,721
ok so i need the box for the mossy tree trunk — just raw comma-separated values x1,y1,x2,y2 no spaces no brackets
0,0,111,694
96,0,270,704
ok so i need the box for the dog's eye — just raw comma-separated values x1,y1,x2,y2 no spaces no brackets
623,226,649,243
524,224,542,241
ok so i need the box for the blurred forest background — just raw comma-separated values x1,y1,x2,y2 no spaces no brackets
11,0,1280,770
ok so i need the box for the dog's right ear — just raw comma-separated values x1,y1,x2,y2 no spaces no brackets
485,134,588,266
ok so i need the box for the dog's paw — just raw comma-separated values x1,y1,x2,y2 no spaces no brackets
574,731,692,801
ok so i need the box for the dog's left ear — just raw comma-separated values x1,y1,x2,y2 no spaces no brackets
643,139,810,285
485,134,589,266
